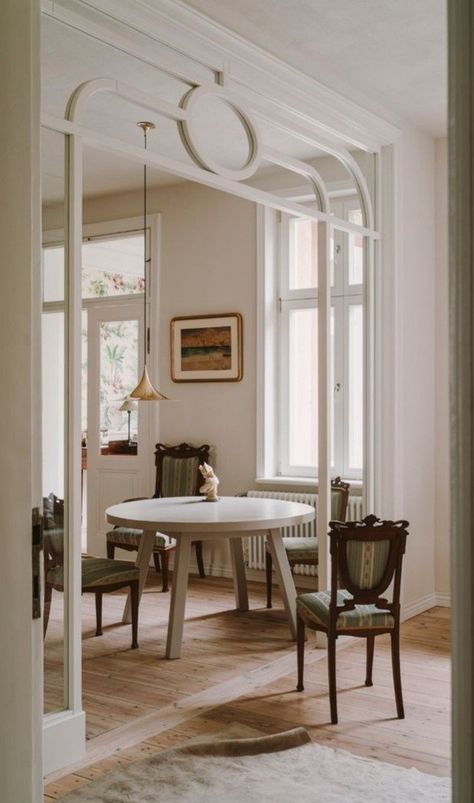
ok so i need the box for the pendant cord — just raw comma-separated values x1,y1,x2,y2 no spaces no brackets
143,128,147,369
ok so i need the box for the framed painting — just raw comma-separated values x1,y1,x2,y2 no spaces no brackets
170,313,243,382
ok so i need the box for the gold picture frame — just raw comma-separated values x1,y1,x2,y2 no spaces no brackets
170,313,243,382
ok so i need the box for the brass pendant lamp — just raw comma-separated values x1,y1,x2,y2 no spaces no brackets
129,122,169,401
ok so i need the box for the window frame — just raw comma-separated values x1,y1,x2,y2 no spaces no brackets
268,198,366,483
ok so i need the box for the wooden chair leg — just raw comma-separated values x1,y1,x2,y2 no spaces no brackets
265,550,273,609
391,627,405,718
366,635,375,686
195,540,205,578
296,615,305,691
130,580,139,649
153,550,161,574
106,542,115,560
95,592,103,637
43,584,53,638
160,550,170,593
328,632,338,724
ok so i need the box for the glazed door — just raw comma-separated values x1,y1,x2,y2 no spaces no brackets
85,301,153,557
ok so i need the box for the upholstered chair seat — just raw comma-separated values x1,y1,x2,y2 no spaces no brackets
280,537,319,562
106,527,174,550
297,589,395,630
47,556,141,591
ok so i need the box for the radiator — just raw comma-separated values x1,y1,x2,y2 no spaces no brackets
246,490,364,574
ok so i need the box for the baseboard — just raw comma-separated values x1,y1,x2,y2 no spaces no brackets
435,591,451,607
43,710,86,776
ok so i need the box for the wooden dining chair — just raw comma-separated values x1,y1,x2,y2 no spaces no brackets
43,493,141,649
296,515,409,724
265,477,350,608
106,442,210,592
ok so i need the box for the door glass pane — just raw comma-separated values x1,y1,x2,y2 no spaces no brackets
348,304,363,470
42,128,67,714
99,319,139,454
82,234,144,299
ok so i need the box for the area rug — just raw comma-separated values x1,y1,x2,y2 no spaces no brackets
62,724,450,802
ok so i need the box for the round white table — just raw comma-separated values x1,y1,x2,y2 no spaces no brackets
106,496,315,659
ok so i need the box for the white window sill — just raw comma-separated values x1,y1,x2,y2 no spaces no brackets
255,476,363,494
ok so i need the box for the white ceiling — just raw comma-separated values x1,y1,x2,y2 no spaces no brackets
177,0,447,137
41,0,447,204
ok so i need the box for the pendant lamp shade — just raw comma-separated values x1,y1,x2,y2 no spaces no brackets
128,121,169,402
129,365,168,401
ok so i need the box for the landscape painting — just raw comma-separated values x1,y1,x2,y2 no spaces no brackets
171,313,243,382
181,325,232,371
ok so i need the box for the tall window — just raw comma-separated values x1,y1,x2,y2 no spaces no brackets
277,196,364,481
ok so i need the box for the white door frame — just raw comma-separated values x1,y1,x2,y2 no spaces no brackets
0,1,43,800
39,15,377,778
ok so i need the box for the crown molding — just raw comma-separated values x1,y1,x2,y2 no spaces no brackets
41,0,400,152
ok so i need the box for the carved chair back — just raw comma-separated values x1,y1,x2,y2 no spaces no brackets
330,477,350,521
328,515,408,630
153,442,210,498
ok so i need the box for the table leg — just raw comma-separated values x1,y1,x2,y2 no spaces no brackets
122,529,155,624
165,533,191,659
267,528,297,639
229,536,249,611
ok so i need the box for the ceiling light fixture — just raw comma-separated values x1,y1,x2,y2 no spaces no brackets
128,121,169,401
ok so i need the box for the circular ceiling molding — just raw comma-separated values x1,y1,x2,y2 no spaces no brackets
179,85,262,181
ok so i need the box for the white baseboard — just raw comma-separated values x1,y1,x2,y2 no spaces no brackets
402,591,451,621
43,710,86,776
435,591,451,607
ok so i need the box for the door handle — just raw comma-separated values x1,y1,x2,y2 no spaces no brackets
32,506,43,620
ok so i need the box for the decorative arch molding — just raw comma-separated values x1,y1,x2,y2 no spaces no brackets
65,76,375,225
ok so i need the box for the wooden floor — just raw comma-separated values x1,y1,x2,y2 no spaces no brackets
44,573,451,800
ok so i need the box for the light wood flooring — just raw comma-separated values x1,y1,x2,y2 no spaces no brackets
44,573,451,800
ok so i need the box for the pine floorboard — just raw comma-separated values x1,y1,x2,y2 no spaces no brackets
43,574,451,800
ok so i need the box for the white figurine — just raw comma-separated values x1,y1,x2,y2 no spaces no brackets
199,462,220,502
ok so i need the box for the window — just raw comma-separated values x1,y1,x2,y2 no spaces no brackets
274,197,364,481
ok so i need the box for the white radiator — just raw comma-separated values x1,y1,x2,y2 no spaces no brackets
246,490,364,574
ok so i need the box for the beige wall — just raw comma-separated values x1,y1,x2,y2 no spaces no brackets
434,137,450,599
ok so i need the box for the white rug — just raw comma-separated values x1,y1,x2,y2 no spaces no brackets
62,724,450,802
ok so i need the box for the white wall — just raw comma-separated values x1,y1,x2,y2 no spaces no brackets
434,137,450,600
394,126,438,616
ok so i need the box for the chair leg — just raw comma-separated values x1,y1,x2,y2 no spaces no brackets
296,615,305,691
153,550,161,574
160,550,170,593
130,581,139,649
195,540,205,578
328,632,338,724
265,550,273,609
43,584,53,638
95,592,103,636
366,635,375,686
391,628,405,718
106,542,115,560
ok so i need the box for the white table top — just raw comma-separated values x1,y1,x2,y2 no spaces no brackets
106,495,315,533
